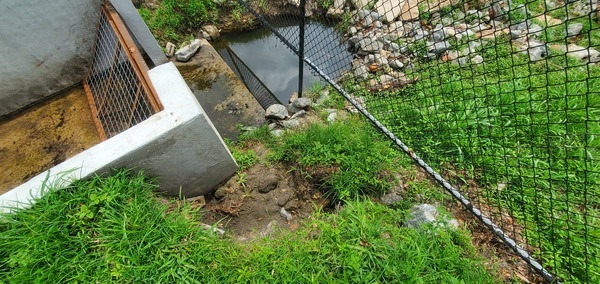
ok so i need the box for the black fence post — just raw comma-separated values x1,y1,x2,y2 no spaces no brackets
297,0,305,98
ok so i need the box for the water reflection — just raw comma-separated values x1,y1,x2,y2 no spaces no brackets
215,21,352,103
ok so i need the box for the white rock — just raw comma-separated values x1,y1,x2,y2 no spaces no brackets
175,39,202,62
405,204,458,229
265,104,289,120
327,112,337,123
351,0,371,9
165,42,176,57
280,207,293,221
375,0,404,23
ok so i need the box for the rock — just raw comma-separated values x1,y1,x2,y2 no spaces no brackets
381,192,402,206
413,29,428,41
268,123,278,130
201,223,225,237
258,174,279,193
567,23,583,37
441,17,453,26
443,27,456,37
260,220,278,237
290,110,306,120
446,50,459,61
353,65,370,80
457,56,468,66
365,54,375,64
375,56,388,65
359,37,385,54
510,29,522,39
348,35,361,46
380,74,394,83
491,4,504,20
429,40,450,55
200,30,211,40
349,26,358,36
527,39,548,61
388,42,400,51
468,41,481,53
292,97,312,110
165,42,176,57
283,119,301,129
327,112,337,123
265,104,289,120
528,24,543,37
175,39,202,62
214,187,228,199
561,44,600,62
327,7,345,18
471,55,484,64
280,207,293,222
389,21,404,35
431,28,446,42
202,25,220,40
375,0,403,23
389,59,404,70
405,204,459,229
277,192,292,207
362,15,373,27
271,129,285,137
351,0,371,9
470,23,490,33
401,0,419,21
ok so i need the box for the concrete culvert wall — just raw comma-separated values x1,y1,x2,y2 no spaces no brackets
0,0,101,117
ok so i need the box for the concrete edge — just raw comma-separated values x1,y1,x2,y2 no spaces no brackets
0,62,237,213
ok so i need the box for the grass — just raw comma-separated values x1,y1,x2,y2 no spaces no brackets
138,0,218,43
360,26,600,282
271,116,403,201
0,170,502,283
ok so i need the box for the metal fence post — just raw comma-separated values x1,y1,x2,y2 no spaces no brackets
297,0,305,98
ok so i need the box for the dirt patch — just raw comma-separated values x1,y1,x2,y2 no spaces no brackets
0,85,100,194
197,143,329,240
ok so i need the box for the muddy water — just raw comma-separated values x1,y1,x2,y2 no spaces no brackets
0,85,100,194
214,20,352,103
176,39,266,140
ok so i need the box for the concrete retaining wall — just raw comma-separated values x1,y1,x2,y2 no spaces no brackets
0,0,101,117
0,62,238,212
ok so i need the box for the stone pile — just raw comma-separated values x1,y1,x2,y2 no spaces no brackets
265,97,313,137
338,0,599,87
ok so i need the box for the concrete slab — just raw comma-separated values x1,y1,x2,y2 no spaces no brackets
1,62,238,212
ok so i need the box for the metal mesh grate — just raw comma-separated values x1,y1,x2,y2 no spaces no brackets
219,47,281,109
238,0,600,282
84,4,161,140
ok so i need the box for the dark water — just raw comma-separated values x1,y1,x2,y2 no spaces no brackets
215,21,352,103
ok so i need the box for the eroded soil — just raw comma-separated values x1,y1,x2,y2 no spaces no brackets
0,86,100,194
201,144,329,240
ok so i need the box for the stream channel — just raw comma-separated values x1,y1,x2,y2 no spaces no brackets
213,20,353,104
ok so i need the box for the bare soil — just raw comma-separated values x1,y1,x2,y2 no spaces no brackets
199,143,329,240
0,85,100,194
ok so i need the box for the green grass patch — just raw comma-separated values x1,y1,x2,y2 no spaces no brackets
364,31,600,282
138,0,218,43
272,117,402,201
0,171,502,283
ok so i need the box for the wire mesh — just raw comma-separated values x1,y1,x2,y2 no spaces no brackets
84,5,160,140
219,47,281,109
239,0,599,282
